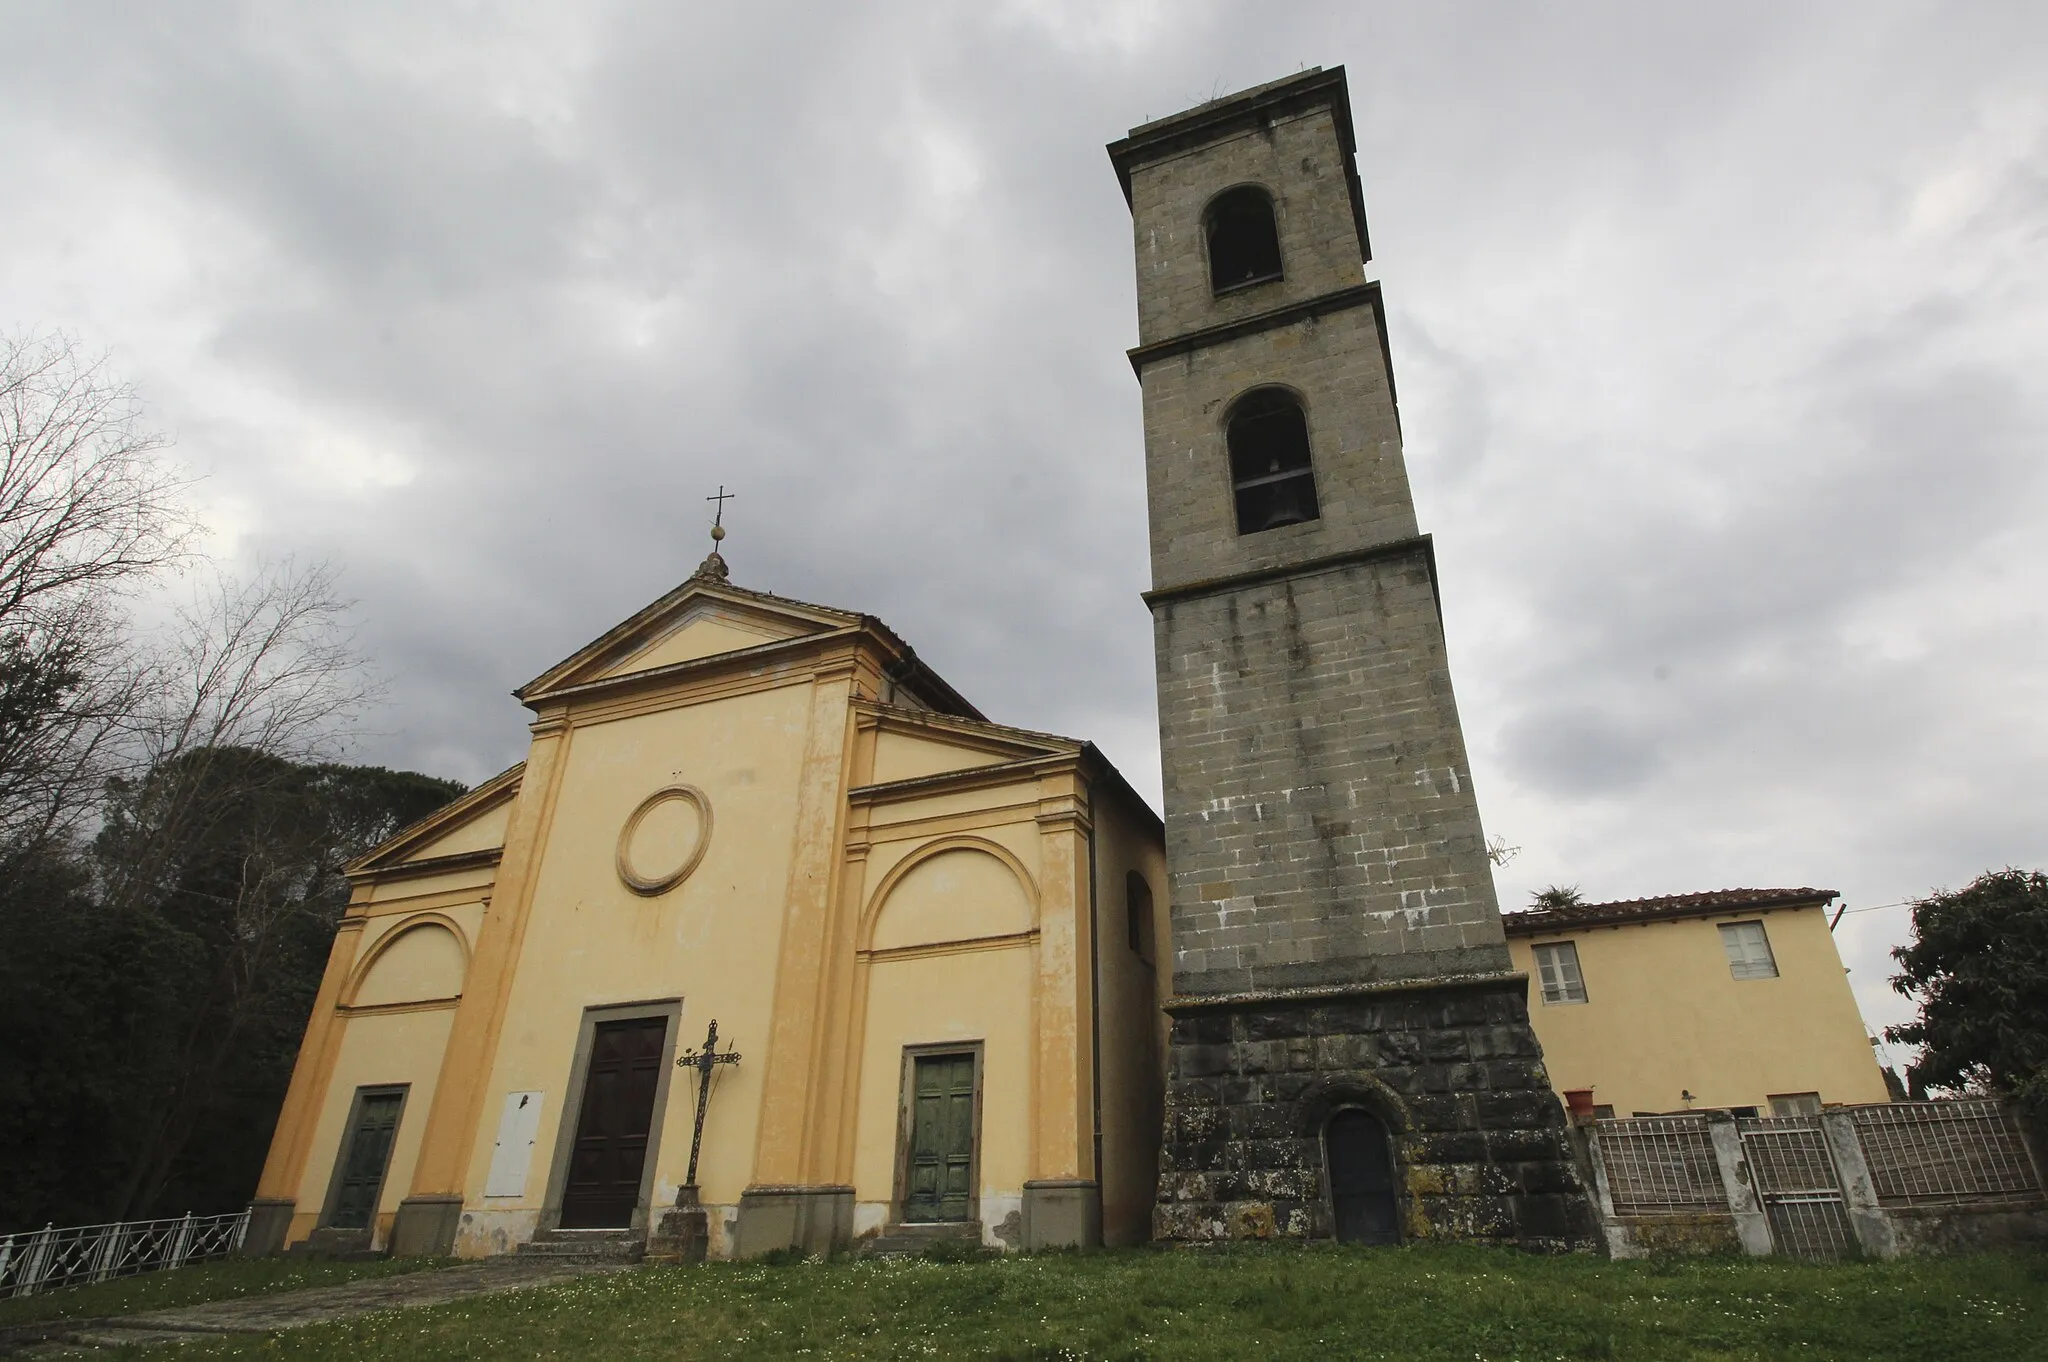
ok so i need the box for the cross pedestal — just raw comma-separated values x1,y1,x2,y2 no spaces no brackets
648,1185,709,1264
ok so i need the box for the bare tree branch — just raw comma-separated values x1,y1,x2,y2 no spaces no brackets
0,333,193,864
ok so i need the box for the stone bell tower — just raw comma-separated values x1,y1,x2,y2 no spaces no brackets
1109,68,1592,1248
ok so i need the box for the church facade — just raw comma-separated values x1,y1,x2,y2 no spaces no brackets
247,555,1167,1260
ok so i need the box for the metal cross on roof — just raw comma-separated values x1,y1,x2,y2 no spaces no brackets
676,1019,741,1190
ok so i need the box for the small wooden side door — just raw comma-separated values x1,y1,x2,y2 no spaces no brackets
904,1051,976,1223
558,1016,668,1229
1325,1108,1400,1245
328,1089,406,1231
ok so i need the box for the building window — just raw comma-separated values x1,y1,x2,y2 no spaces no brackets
1769,1092,1823,1117
1719,920,1779,980
1204,186,1282,293
1126,870,1153,962
1532,941,1587,1004
1227,388,1321,534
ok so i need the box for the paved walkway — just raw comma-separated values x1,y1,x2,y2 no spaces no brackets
43,1260,629,1351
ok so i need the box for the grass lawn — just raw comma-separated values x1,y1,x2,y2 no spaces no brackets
96,1243,2047,1362
0,1255,452,1329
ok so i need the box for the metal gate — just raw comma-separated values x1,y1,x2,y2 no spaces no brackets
1738,1116,1854,1259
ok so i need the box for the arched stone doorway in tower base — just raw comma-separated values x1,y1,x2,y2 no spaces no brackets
1296,1075,1409,1246
1322,1108,1400,1245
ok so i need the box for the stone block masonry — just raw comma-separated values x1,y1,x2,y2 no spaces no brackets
1155,977,1594,1249
1152,543,1509,996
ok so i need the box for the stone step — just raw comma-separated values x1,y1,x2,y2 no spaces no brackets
859,1221,983,1258
515,1231,646,1263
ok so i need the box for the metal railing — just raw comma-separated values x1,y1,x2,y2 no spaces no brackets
1850,1099,2043,1207
0,1209,250,1299
1738,1115,1856,1260
1594,1115,1725,1213
1590,1099,2043,1260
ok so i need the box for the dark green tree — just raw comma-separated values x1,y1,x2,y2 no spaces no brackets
1530,885,1586,911
1887,868,2048,1119
0,752,462,1230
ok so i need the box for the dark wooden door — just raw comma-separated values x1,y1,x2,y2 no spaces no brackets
559,1017,667,1229
329,1089,404,1230
1326,1109,1399,1245
904,1052,976,1223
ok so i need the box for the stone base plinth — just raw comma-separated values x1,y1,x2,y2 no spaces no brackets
734,1184,854,1259
647,1185,711,1263
242,1198,296,1256
1153,974,1595,1251
389,1195,465,1257
1021,1180,1101,1250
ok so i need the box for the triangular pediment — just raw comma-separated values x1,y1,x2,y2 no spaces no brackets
863,705,1080,787
350,763,524,876
518,576,861,703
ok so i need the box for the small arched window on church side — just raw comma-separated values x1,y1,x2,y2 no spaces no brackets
1204,186,1283,294
1126,870,1153,963
1227,388,1321,534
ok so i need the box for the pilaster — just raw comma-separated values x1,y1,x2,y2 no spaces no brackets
1030,772,1095,1188
395,716,572,1247
749,665,858,1189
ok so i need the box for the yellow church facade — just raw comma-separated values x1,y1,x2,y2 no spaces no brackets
247,554,1167,1260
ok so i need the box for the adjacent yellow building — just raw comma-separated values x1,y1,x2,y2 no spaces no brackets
248,551,1167,1260
1503,889,1892,1119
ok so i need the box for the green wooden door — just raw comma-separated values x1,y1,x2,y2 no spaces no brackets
329,1090,404,1230
904,1052,976,1223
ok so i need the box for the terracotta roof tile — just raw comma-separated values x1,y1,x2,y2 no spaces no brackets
1501,887,1837,935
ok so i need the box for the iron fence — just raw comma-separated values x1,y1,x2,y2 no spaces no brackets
0,1209,250,1299
1738,1115,1856,1260
1593,1115,1725,1213
1849,1100,2043,1207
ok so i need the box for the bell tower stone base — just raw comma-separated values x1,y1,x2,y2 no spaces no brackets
1156,977,1590,1248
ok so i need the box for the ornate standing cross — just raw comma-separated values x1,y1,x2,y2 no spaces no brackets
676,1019,741,1191
706,485,734,538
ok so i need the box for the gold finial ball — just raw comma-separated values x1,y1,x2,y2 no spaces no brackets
710,524,725,542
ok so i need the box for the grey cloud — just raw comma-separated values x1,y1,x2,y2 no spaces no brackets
4,2,2047,1043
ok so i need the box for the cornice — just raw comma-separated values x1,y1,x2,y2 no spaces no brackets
849,751,1086,806
1164,969,1529,1016
519,625,865,711
1143,533,1435,610
1126,281,1383,377
344,762,524,877
345,847,503,885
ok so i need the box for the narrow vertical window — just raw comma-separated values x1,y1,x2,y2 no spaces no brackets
1205,186,1283,293
1126,870,1153,960
1719,921,1779,980
1227,388,1320,534
1532,941,1588,1004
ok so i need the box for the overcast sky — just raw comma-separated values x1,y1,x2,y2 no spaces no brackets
4,2,2045,1051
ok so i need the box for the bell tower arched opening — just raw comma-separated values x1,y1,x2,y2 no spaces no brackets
1204,186,1283,293
1227,388,1320,534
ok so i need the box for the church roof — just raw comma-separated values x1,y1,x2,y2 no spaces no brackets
1501,887,1838,935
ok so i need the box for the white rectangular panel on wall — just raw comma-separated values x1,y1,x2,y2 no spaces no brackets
484,1090,544,1197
